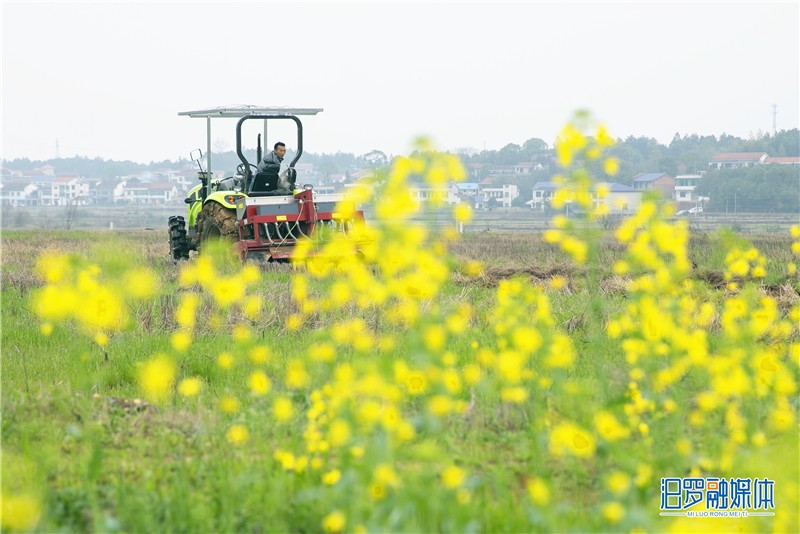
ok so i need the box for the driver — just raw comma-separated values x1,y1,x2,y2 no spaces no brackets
256,141,294,190
257,142,286,173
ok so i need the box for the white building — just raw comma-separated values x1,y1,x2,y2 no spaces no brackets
481,184,519,208
34,176,90,206
594,183,642,213
528,181,558,211
409,184,461,205
674,174,703,207
527,182,642,214
0,181,40,206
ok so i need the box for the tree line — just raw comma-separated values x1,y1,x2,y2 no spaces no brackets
3,130,798,212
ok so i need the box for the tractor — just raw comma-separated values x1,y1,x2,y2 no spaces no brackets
168,106,364,262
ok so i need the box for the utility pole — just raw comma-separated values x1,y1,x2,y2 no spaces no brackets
772,104,777,135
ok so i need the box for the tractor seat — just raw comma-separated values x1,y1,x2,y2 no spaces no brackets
248,171,280,195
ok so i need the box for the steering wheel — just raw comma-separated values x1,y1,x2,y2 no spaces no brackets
237,163,258,175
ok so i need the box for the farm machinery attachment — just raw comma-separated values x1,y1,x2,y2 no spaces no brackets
168,106,365,263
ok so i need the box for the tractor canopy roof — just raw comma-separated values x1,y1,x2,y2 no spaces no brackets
178,105,323,119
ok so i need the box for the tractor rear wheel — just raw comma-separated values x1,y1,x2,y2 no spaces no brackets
198,202,238,246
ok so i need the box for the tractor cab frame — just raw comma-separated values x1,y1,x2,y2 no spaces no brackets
169,105,364,262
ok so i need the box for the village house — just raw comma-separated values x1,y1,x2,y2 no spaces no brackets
527,182,642,214
709,152,768,169
513,162,544,174
51,175,90,206
408,183,461,205
0,181,40,206
595,183,642,213
481,184,519,208
528,181,558,211
764,156,800,166
121,178,179,204
632,172,675,200
674,174,704,207
94,179,127,205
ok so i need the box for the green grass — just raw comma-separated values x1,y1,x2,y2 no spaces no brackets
2,229,798,533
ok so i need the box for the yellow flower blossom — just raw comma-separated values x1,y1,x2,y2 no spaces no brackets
549,421,596,458
249,371,272,396
273,396,294,422
226,424,249,444
526,477,550,506
138,355,176,403
178,377,202,397
1,492,41,532
219,396,241,413
441,465,467,489
322,469,341,485
602,502,625,523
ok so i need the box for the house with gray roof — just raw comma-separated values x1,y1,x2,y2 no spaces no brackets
527,182,642,214
0,180,40,206
632,172,675,200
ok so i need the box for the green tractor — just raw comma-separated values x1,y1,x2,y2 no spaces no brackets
168,106,363,262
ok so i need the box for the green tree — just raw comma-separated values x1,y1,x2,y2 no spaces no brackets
696,165,800,213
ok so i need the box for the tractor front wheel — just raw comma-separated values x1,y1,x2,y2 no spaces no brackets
198,202,238,247
168,215,190,261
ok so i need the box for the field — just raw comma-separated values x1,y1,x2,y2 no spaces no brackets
2,139,799,533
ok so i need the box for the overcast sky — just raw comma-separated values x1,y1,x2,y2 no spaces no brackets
2,1,799,164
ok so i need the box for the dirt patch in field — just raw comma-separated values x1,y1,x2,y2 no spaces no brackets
696,269,728,289
453,264,577,287
762,283,800,309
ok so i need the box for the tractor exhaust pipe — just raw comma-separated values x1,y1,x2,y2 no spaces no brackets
191,148,209,203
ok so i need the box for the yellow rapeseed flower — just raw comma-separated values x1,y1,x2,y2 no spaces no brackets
249,346,271,364
226,424,250,445
310,342,336,362
606,471,631,496
94,331,109,347
405,372,428,395
286,359,311,389
249,370,272,396
175,293,200,329
427,395,453,416
454,203,473,224
602,501,625,523
463,363,482,385
217,352,235,370
219,395,241,413
171,330,192,352
273,396,294,422
76,285,126,331
138,355,176,403
549,421,596,458
526,477,550,506
603,157,619,176
501,386,528,403
322,469,341,485
178,377,202,397
36,252,70,283
286,314,303,331
441,465,467,489
328,419,351,447
1,492,41,531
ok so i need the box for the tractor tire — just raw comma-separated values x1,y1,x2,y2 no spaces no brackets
168,215,190,261
198,202,238,247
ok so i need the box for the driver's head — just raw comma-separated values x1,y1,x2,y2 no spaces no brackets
274,142,286,158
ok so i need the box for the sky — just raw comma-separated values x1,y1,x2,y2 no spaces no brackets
2,1,799,164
